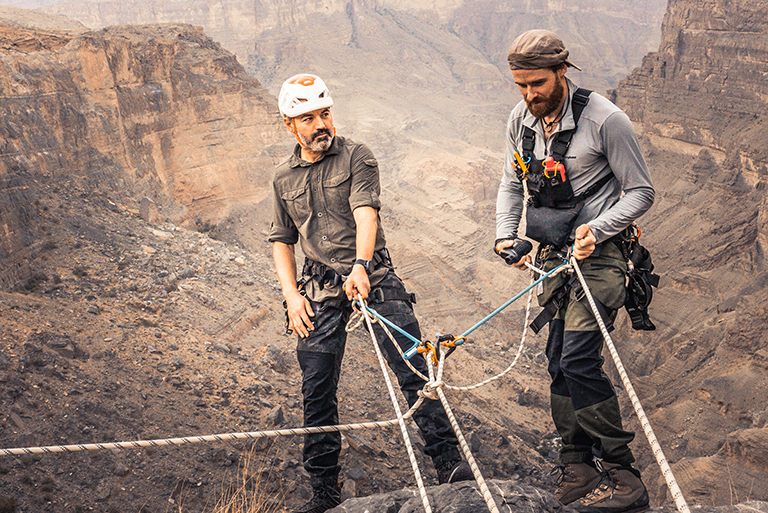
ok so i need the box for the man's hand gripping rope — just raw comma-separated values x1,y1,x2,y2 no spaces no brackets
346,297,455,402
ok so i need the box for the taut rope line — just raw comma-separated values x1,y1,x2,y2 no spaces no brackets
0,402,423,457
570,256,691,513
356,293,434,513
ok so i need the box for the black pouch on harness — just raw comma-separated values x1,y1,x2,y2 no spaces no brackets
617,227,659,331
525,199,583,249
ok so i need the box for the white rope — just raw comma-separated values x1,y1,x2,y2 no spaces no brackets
570,256,691,513
445,272,536,391
357,294,433,513
430,355,501,513
0,399,423,456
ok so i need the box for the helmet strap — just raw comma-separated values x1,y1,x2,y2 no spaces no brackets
290,118,307,149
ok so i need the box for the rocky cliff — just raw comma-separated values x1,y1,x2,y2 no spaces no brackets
2,0,768,511
0,20,284,286
610,0,768,506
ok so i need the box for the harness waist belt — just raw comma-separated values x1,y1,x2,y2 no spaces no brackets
303,248,392,290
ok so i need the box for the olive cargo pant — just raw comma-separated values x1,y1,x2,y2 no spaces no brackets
539,243,636,466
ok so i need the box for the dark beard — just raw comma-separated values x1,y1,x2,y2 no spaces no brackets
526,78,565,119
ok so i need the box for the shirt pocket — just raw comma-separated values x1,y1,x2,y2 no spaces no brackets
281,186,311,225
323,168,352,214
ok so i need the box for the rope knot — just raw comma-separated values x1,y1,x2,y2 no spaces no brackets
420,382,440,400
346,298,377,332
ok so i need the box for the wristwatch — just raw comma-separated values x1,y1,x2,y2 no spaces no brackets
353,258,371,274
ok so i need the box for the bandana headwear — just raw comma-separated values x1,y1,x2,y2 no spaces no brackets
507,29,581,71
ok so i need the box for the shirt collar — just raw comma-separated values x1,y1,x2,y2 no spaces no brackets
288,135,342,168
522,77,578,136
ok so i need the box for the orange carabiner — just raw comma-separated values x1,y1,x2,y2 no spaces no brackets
417,342,439,366
441,336,466,348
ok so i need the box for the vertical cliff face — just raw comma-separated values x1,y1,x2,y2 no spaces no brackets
615,0,768,175
610,0,768,506
0,21,284,286
613,0,768,270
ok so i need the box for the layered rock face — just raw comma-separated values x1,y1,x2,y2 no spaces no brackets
37,0,668,342
610,0,768,506
0,20,284,286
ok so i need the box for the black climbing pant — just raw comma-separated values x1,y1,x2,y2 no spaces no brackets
297,272,460,487
546,321,635,466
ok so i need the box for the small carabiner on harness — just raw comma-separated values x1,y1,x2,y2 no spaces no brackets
513,151,531,181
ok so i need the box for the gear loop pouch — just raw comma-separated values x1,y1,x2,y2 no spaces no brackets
525,199,583,248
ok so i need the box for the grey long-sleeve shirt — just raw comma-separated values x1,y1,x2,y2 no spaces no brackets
496,78,655,244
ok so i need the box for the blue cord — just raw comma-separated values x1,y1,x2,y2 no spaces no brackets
353,301,422,347
460,261,568,338
357,261,569,360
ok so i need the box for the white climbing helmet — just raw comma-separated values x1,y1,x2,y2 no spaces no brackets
278,74,334,118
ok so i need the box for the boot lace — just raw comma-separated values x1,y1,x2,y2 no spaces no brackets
583,459,618,501
549,464,569,486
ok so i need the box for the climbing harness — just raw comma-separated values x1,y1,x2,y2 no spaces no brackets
529,225,659,334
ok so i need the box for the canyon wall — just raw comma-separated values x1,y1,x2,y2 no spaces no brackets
0,20,284,286
610,0,768,505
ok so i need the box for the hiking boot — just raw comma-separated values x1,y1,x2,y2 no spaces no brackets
436,458,474,484
551,462,602,505
292,483,341,513
574,461,649,513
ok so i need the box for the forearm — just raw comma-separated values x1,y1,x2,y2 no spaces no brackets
496,172,525,240
588,186,655,242
345,206,377,301
272,242,300,298
353,206,377,261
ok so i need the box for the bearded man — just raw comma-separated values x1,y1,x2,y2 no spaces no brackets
494,30,655,513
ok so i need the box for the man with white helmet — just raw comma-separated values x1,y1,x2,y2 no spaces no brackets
269,74,473,513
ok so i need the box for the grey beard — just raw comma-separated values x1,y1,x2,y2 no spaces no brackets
300,131,333,153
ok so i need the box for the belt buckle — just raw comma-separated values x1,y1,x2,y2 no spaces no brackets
572,284,585,302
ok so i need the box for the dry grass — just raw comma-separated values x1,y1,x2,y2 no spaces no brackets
170,442,288,513
212,443,287,513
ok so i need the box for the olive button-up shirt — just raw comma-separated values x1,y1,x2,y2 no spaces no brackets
268,136,388,301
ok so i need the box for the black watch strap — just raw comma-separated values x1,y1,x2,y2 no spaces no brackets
353,258,371,273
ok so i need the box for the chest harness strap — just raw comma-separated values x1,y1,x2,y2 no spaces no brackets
520,88,614,210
